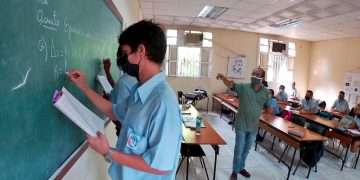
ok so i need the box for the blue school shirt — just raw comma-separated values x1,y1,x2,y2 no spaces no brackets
110,72,182,180
110,74,137,120
301,98,319,113
276,91,288,102
331,99,350,113
270,97,281,115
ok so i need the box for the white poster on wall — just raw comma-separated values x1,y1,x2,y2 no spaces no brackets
227,55,246,79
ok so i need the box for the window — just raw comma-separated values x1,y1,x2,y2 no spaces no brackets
166,29,177,45
202,32,213,47
258,38,295,89
165,29,212,78
288,42,296,57
259,38,269,53
177,47,201,77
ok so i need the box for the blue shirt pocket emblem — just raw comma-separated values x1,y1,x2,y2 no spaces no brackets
126,128,147,154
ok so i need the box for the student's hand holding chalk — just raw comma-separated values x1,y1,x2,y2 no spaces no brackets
87,132,110,155
67,69,89,92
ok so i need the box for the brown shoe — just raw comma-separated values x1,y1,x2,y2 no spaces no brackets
230,172,237,180
239,169,251,178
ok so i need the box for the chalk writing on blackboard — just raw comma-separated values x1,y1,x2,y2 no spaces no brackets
38,37,48,62
36,9,60,31
12,68,32,91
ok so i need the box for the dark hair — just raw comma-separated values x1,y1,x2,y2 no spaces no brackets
118,20,166,65
339,91,345,96
263,80,268,87
306,90,313,95
280,85,285,89
269,89,274,96
319,101,326,109
349,108,356,117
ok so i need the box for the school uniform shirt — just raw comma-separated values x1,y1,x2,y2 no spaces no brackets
291,88,299,98
233,83,271,132
270,97,281,115
331,99,350,113
301,98,319,113
276,91,288,102
110,74,137,120
110,72,182,180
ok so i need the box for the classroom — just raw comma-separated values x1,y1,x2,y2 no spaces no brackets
1,0,360,180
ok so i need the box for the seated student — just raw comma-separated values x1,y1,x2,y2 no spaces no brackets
340,103,360,167
316,101,333,119
300,90,319,114
269,89,281,116
276,85,288,102
331,91,350,115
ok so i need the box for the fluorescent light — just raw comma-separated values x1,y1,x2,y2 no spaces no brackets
270,17,303,28
198,5,228,19
198,5,214,18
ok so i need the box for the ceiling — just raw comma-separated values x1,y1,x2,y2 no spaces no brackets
139,0,360,41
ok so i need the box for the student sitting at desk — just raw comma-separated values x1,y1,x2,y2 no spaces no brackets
269,89,281,116
276,85,288,102
300,90,319,114
340,103,360,167
331,91,350,115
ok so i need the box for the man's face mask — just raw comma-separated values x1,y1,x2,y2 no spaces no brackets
250,76,263,86
117,53,141,81
305,94,311,100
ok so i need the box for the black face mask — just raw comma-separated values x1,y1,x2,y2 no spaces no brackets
305,96,310,100
117,54,140,81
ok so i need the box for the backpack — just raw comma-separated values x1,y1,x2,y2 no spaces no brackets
300,141,324,167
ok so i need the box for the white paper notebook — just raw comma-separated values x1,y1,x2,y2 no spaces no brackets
53,87,104,137
97,75,113,95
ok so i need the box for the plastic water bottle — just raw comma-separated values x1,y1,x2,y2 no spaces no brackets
196,116,202,135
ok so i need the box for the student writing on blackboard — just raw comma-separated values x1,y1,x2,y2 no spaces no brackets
68,20,182,180
102,58,137,136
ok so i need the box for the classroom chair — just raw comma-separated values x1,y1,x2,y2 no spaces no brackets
176,144,210,180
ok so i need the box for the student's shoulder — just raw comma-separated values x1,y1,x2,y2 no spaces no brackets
150,82,178,104
118,74,137,86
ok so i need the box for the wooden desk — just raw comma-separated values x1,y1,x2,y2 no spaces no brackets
256,114,326,180
283,106,338,129
213,93,239,109
331,111,345,119
281,105,360,170
212,93,239,123
182,105,226,180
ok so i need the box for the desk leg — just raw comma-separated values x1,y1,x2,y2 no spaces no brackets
271,136,276,151
212,145,219,180
186,157,189,180
287,149,297,180
207,97,209,113
341,145,350,171
354,149,360,169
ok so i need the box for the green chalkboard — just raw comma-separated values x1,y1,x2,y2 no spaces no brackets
0,0,121,179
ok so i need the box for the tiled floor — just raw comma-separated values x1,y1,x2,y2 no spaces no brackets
176,112,360,180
